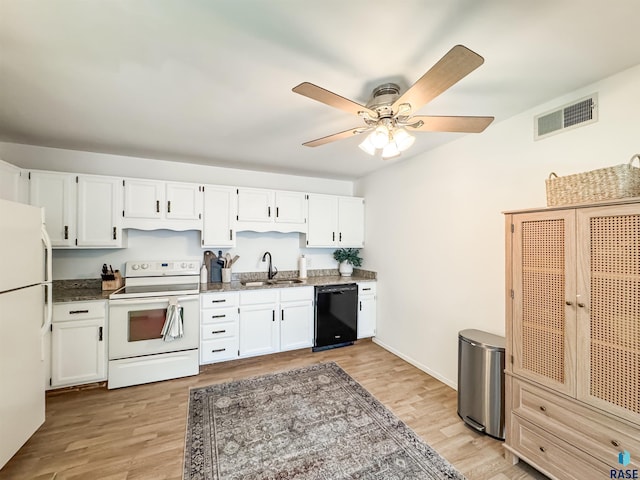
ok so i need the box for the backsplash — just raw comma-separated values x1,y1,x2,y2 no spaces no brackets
52,229,342,280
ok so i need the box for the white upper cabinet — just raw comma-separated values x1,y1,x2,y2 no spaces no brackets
77,175,123,247
275,191,306,224
123,179,202,231
202,185,236,248
236,188,307,233
166,182,202,220
123,179,162,219
29,171,76,247
306,194,364,248
30,171,123,248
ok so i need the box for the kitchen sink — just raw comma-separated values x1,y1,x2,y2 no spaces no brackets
240,279,305,287
240,280,270,287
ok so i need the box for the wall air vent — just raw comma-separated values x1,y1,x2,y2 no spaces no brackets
534,93,598,140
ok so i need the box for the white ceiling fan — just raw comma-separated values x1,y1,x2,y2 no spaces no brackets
292,45,494,159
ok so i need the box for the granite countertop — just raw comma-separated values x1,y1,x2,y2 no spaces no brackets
200,274,375,293
53,279,113,303
53,269,376,303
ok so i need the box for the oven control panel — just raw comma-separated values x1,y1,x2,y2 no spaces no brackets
125,260,200,277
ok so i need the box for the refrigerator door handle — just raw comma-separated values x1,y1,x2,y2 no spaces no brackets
41,224,52,283
40,224,53,361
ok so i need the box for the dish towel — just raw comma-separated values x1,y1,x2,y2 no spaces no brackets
161,297,184,342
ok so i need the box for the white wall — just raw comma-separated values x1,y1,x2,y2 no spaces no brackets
355,63,640,388
0,144,352,279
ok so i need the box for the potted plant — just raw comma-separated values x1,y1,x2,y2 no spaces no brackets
333,248,363,277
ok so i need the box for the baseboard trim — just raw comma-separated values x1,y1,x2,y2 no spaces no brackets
372,338,458,390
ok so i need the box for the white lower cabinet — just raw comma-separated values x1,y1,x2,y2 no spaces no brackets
357,282,376,339
51,301,107,388
279,287,314,351
200,291,239,364
238,286,313,359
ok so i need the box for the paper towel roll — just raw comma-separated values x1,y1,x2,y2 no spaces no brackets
298,255,307,279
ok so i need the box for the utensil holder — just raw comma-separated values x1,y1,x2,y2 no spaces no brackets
221,268,232,283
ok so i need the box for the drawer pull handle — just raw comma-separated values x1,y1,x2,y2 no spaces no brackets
211,299,226,303
211,314,226,319
539,406,547,412
539,446,546,453
611,440,620,447
211,330,226,334
211,348,226,353
69,309,89,314
363,287,371,291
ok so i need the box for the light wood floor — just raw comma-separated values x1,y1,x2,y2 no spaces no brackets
1,340,548,480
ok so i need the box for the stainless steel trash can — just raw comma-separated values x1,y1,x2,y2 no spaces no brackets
457,329,505,440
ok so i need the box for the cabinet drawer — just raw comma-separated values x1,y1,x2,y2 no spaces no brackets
201,337,238,364
513,378,640,468
510,415,611,480
200,291,239,308
201,306,239,324
240,289,278,305
358,282,376,295
201,321,237,341
279,286,313,302
53,301,105,322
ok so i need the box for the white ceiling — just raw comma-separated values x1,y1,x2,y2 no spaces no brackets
1,1,639,180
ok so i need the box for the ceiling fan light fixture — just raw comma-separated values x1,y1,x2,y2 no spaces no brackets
358,135,377,155
370,125,390,149
381,141,401,160
392,128,415,152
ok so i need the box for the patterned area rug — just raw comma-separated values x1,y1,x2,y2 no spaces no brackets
184,362,465,480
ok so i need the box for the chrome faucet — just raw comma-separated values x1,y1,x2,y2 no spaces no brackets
262,251,278,279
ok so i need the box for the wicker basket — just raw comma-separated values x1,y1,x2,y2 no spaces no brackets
545,154,640,206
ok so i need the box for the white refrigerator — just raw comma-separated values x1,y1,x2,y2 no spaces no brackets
0,198,52,469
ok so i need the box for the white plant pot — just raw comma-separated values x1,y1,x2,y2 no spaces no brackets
339,261,353,277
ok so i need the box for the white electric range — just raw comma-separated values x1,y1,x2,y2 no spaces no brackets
108,260,200,389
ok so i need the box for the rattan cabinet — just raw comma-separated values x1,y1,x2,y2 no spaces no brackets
504,200,640,480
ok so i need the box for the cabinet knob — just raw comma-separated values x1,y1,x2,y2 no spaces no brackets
539,405,547,412
565,300,573,306
577,302,586,308
539,446,546,453
611,440,620,447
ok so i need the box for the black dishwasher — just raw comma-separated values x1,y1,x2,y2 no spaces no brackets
313,283,358,351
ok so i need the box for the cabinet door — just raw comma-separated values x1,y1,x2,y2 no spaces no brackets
166,182,202,220
280,300,313,351
29,171,75,247
306,194,338,247
239,304,279,357
123,179,163,219
77,175,122,247
338,197,364,247
275,191,306,224
575,204,640,424
357,295,376,339
51,319,106,387
511,210,576,396
237,188,273,222
202,185,236,247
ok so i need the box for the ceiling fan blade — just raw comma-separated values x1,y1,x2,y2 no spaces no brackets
407,115,494,133
392,45,485,113
302,127,367,147
293,82,377,118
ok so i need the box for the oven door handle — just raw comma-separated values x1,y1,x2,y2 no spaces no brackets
109,296,198,305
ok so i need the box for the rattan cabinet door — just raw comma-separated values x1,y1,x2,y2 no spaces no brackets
511,210,577,396
576,204,640,425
